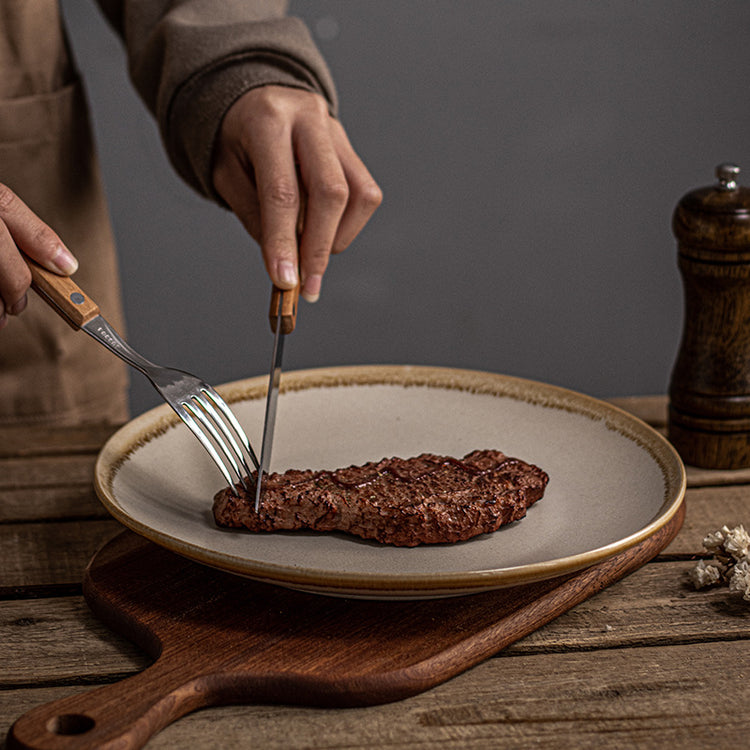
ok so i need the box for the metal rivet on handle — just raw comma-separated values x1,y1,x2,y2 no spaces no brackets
70,292,85,305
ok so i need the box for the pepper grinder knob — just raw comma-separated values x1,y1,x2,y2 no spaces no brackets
716,162,740,191
668,163,750,468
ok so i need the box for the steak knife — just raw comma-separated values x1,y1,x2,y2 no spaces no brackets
255,282,299,510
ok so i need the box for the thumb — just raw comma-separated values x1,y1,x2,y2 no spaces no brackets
0,183,78,275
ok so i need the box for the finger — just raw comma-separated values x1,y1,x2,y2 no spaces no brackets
0,220,32,323
216,132,299,289
212,88,301,288
212,152,263,243
0,288,27,328
328,121,383,255
0,182,77,274
245,124,303,290
0,250,5,327
294,126,349,302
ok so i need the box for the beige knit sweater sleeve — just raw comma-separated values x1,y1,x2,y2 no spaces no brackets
95,0,338,201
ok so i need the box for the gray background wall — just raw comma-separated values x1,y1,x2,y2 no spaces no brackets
59,0,750,417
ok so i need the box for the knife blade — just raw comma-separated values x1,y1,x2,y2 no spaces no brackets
255,282,299,510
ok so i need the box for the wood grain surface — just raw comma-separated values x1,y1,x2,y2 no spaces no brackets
7,505,683,750
2,397,749,749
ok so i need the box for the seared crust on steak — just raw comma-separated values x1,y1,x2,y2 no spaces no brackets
212,449,548,547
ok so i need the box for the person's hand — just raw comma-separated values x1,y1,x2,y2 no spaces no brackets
212,86,382,302
0,183,78,330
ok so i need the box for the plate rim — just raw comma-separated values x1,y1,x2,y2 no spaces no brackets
94,364,686,598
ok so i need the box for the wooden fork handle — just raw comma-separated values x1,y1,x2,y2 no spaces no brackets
24,257,99,329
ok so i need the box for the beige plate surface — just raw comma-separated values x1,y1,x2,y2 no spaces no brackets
95,365,685,599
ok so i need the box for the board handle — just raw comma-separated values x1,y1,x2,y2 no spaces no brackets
7,656,226,750
24,257,99,329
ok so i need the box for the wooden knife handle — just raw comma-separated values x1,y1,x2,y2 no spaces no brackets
24,257,99,329
268,194,304,335
269,283,300,334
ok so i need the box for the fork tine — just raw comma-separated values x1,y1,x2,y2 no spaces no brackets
177,404,238,489
182,399,250,491
201,387,259,470
189,391,256,479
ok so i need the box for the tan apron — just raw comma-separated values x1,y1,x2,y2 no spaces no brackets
0,0,129,425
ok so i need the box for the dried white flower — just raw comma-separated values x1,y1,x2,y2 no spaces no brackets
728,560,750,602
723,524,750,563
702,527,728,555
693,525,750,604
689,560,723,589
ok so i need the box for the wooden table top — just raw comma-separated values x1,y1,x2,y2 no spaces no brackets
2,395,749,749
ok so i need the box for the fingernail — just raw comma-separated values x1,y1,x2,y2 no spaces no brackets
52,246,78,275
9,295,28,316
278,261,298,287
301,274,322,303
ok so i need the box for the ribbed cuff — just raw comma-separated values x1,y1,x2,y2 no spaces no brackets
165,51,338,203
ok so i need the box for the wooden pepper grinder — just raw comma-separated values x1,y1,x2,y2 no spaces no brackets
668,163,750,468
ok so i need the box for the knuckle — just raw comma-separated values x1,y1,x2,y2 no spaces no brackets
307,94,330,118
309,245,331,264
2,266,31,304
303,254,330,277
30,226,60,259
263,234,299,267
301,240,331,268
358,181,384,212
253,86,285,114
314,178,349,208
265,238,296,257
264,180,298,210
0,183,17,212
331,236,350,255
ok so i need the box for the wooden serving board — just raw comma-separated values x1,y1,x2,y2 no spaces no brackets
8,503,684,750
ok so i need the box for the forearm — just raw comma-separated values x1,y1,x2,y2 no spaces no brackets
93,0,338,199
90,1,381,300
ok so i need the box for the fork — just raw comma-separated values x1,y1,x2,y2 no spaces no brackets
25,258,258,492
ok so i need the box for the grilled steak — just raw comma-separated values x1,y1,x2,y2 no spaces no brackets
212,449,548,546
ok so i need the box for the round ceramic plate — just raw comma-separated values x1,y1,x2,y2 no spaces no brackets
95,365,685,599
